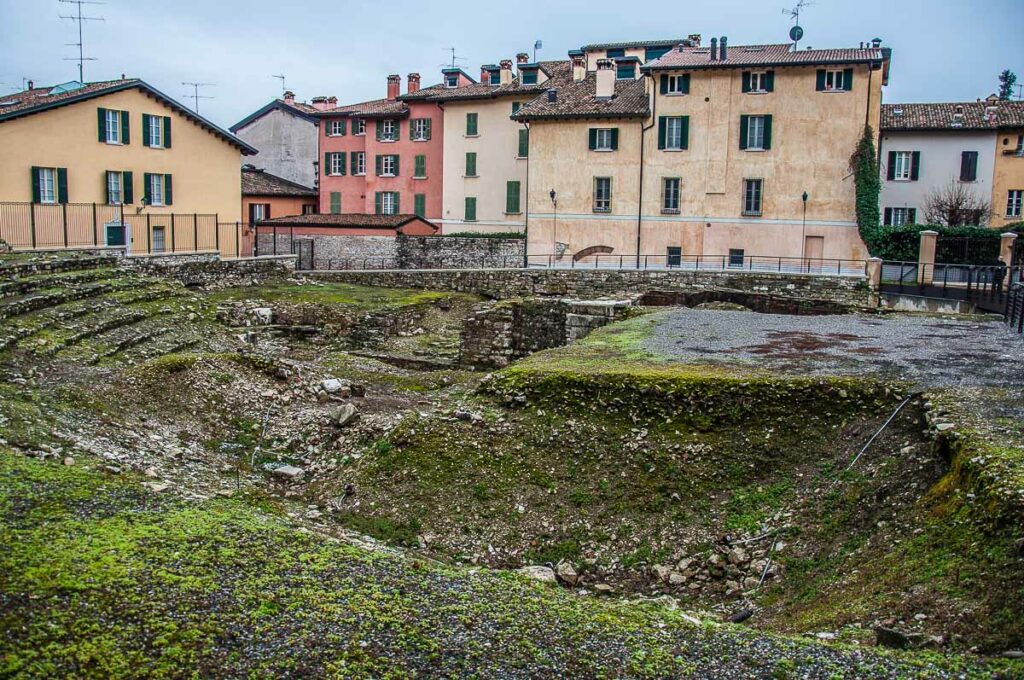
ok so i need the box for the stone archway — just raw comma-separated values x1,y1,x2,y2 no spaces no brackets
573,245,614,262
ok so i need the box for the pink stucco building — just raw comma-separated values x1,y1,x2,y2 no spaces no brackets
317,73,469,220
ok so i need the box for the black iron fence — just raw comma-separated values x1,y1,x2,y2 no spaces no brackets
881,260,1024,322
0,202,248,258
935,236,1002,265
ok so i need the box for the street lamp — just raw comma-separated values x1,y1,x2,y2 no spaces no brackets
550,189,558,262
800,191,809,270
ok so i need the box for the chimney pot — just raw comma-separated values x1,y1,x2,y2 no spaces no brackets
310,96,332,111
687,33,701,48
27,80,34,90
516,52,530,64
571,54,587,82
407,73,421,94
499,59,514,85
481,67,490,83
710,38,718,61
283,90,296,104
720,36,728,61
595,59,615,98
386,74,400,100
547,89,557,103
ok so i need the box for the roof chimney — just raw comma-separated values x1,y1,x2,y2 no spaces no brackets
571,54,587,82
595,58,615,98
710,37,718,61
283,90,295,104
516,52,530,65
27,80,34,90
547,89,557,103
481,66,490,83
500,59,514,85
687,33,701,48
407,73,421,94
386,74,400,101
326,96,337,107
720,36,728,61
310,96,331,111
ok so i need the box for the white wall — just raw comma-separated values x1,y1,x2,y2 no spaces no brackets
235,108,318,188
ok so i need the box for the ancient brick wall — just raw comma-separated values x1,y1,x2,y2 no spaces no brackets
395,236,525,270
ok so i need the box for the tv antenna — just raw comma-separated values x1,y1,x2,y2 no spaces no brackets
59,0,105,82
182,82,215,114
783,0,812,48
533,40,543,63
272,74,287,93
440,47,466,70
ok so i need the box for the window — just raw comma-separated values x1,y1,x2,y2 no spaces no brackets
465,152,477,177
107,171,123,205
662,177,680,213
593,177,612,212
376,191,399,215
328,119,346,136
411,118,431,141
488,70,500,85
146,173,171,207
616,63,636,80
729,249,745,267
327,152,346,176
37,167,56,204
146,115,165,147
330,192,341,214
506,180,521,214
1015,134,1024,155
378,119,397,141
105,109,121,144
884,207,916,226
414,193,426,217
354,118,366,135
465,196,477,221
380,154,398,177
817,68,852,92
351,151,366,176
743,115,768,150
521,70,538,85
606,48,625,58
892,151,914,181
742,178,763,216
588,128,619,151
1008,190,1023,218
518,128,529,158
645,46,670,62
466,112,478,136
663,74,688,95
745,71,772,93
511,102,521,115
960,151,979,182
445,73,459,88
414,154,426,178
302,204,316,215
249,203,270,222
667,246,682,267
659,116,688,150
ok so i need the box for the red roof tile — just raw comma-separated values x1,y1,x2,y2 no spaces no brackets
644,42,885,71
514,72,648,121
881,101,1024,131
318,97,407,119
256,213,439,231
242,167,317,196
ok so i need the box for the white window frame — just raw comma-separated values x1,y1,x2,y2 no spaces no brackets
746,115,766,151
445,74,459,88
666,75,686,95
354,119,366,135
149,174,164,207
662,177,680,213
329,152,345,176
251,203,268,221
594,128,613,151
380,119,396,141
893,151,913,181
381,155,397,177
665,117,684,150
593,177,612,212
742,178,763,216
749,71,767,93
107,171,123,205
355,152,366,176
890,207,911,227
105,109,121,144
328,120,346,136
38,167,56,204
1008,190,1023,218
824,69,846,92
381,192,398,215
148,116,164,148
412,118,429,141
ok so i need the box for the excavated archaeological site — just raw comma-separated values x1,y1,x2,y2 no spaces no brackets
1,250,1023,678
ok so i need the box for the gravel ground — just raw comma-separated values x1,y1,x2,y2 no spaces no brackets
642,309,1024,390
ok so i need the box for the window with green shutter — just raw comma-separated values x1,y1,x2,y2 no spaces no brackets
505,180,521,214
518,128,529,157
465,152,477,177
512,102,521,115
330,192,341,214
414,154,426,178
464,197,477,221
414,193,426,217
122,170,134,204
466,112,478,136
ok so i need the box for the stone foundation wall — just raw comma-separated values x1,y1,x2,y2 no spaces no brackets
121,253,296,287
313,268,873,307
396,236,525,270
257,233,397,270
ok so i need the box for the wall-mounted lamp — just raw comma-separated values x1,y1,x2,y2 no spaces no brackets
549,188,557,207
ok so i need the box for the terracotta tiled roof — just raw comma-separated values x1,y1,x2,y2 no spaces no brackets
643,42,885,71
256,213,439,231
402,61,572,103
0,78,257,154
282,99,319,115
582,39,686,51
514,72,648,121
242,167,317,196
881,101,1024,131
318,97,407,119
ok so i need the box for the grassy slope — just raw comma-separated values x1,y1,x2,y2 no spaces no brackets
207,281,470,309
0,452,1009,679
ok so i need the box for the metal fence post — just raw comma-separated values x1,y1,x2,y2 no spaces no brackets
235,221,240,258
193,213,198,252
170,214,176,253
92,203,98,246
146,213,151,253
215,213,220,254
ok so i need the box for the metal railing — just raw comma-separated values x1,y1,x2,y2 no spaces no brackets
526,254,868,276
880,261,1023,318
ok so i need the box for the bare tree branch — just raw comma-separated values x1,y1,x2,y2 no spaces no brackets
923,179,992,227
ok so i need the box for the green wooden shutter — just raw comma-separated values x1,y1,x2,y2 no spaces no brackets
409,119,416,140
30,167,40,203
908,208,917,224
394,193,400,214
506,181,520,213
466,152,476,176
680,116,689,150
57,168,68,204
164,174,172,205
518,128,529,157
424,118,431,140
843,68,854,90
105,171,114,204
588,128,597,150
415,154,426,178
340,119,347,136
741,72,751,93
739,115,749,150
886,151,897,180
123,171,134,204
414,193,426,217
659,75,668,94
465,196,476,221
121,111,130,145
339,151,347,176
374,192,382,214
325,152,332,175
763,115,772,150
512,102,521,115
143,173,152,205
375,155,383,176
765,71,775,92
658,117,667,149
163,116,172,148
376,122,383,141
330,192,341,214
97,108,106,141
681,74,690,94
142,113,151,147
351,152,359,175
910,151,921,181
815,69,826,91
393,155,400,177
883,208,892,226
466,113,477,135
610,128,619,150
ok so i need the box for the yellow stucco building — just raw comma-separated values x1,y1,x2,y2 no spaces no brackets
516,38,892,267
992,116,1024,230
0,78,255,253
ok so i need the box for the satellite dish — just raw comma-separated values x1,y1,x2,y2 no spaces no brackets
789,25,804,42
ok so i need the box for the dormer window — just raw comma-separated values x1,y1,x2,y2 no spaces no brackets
445,73,459,88
606,48,625,58
616,62,636,80
521,69,538,85
488,70,500,85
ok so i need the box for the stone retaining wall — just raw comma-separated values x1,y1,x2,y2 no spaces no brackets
121,253,296,287
257,233,397,270
396,236,525,270
313,268,873,307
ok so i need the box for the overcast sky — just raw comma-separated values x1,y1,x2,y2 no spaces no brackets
1,0,1021,130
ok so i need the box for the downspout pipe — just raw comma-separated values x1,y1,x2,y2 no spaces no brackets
523,120,530,268
637,78,657,269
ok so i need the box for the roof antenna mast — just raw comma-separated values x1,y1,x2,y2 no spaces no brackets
272,74,287,94
440,47,467,70
181,82,215,114
59,0,105,82
782,0,812,49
